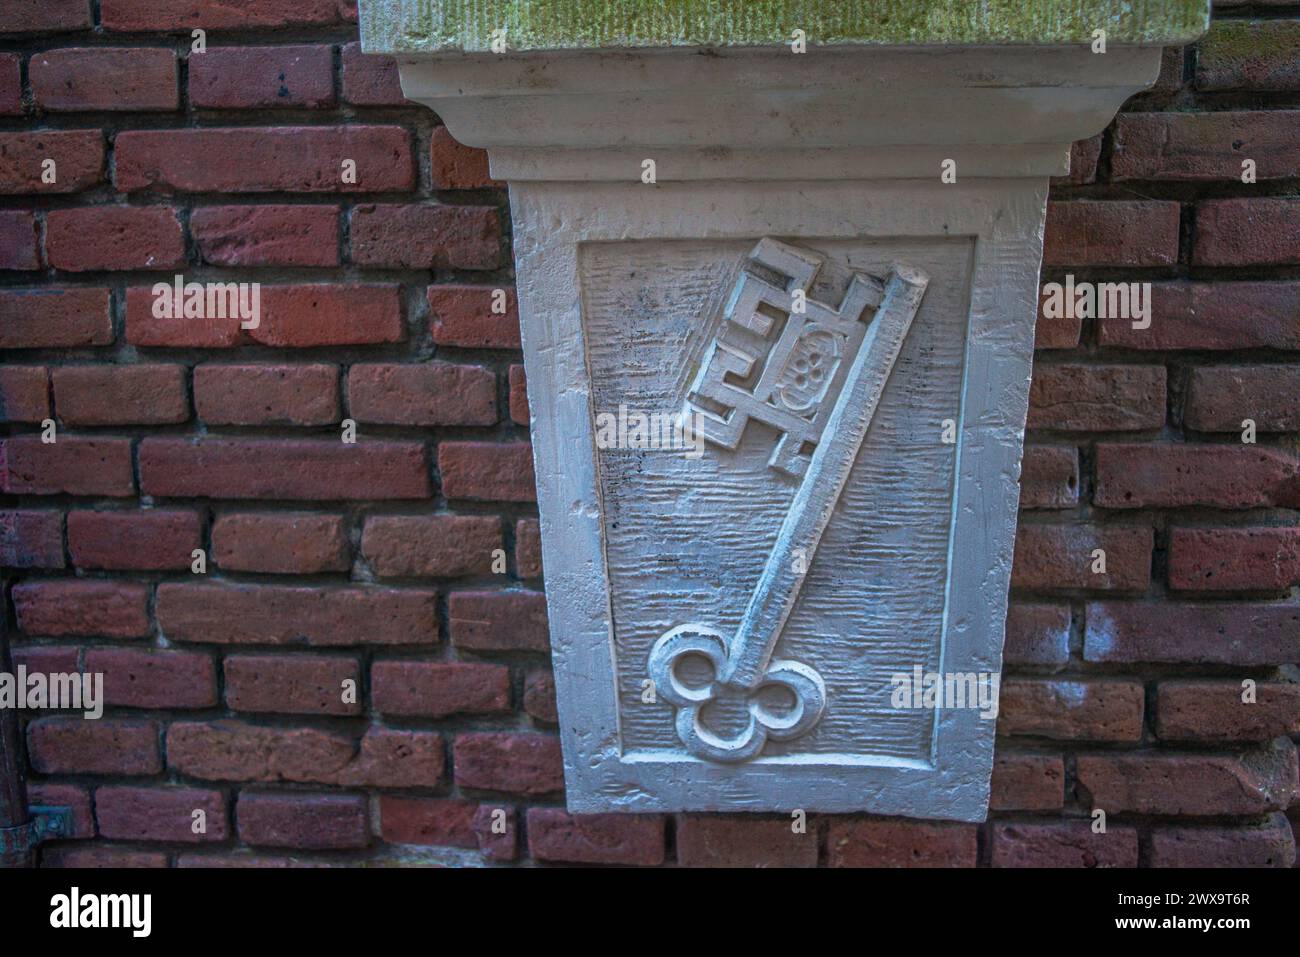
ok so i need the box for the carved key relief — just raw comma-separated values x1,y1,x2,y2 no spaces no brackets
579,236,976,765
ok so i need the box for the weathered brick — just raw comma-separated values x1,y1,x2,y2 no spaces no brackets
0,510,63,568
429,126,498,189
1112,111,1300,181
195,364,339,426
14,580,149,637
1195,199,1300,266
1196,20,1300,91
523,669,557,724
449,590,549,653
990,754,1065,811
350,204,500,269
46,206,184,272
997,679,1144,741
453,733,562,795
677,815,813,868
0,366,49,421
529,809,665,866
0,1,92,33
341,42,408,105
0,131,103,193
1011,524,1152,593
26,783,94,838
439,442,536,502
1149,814,1296,868
372,661,510,717
1100,282,1300,351
1094,444,1300,510
1042,201,1180,267
1156,680,1300,742
27,718,160,775
68,508,201,570
515,518,542,579
1028,365,1165,432
224,654,361,715
0,54,18,115
361,514,501,578
1085,600,1299,665
1051,134,1102,186
380,797,477,847
1002,603,1070,668
1185,365,1300,433
1151,45,1186,93
52,363,188,425
11,645,78,675
428,286,520,348
237,792,368,850
189,45,334,109
96,786,227,843
88,647,216,709
0,211,40,269
212,512,350,574
0,288,111,349
828,819,977,867
348,362,496,426
43,847,168,868
31,48,177,111
1,436,134,497
508,364,529,425
1168,527,1300,594
116,127,414,193
191,205,340,267
157,583,437,646
990,822,1138,868
102,0,353,31
139,438,430,500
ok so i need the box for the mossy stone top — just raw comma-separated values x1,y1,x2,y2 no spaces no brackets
360,0,1210,54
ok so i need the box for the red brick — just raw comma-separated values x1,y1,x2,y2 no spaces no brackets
990,822,1138,868
102,0,354,30
237,792,367,850
1197,20,1300,91
997,679,1144,741
1011,524,1152,593
224,654,361,715
348,362,496,426
1151,45,1186,93
1027,365,1165,431
0,54,18,115
828,819,977,867
212,512,350,574
31,48,177,111
68,508,201,570
380,797,477,847
1168,527,1300,594
372,660,510,717
0,211,40,269
677,815,812,867
508,364,529,425
1195,198,1300,266
1149,815,1296,868
0,1,92,33
27,717,160,775
523,669,557,724
195,364,339,426
139,437,430,500
26,783,94,838
14,580,149,637
529,809,665,866
350,204,500,270
174,853,307,868
1019,446,1078,509
1051,134,1102,186
0,288,111,349
439,442,536,502
0,131,103,193
1077,740,1297,815
46,206,184,272
1100,282,1300,351
1112,111,1300,181
157,583,437,647
189,45,334,109
1002,603,1070,667
89,647,216,709
0,366,49,421
428,285,520,348
169,722,445,788
1034,286,1082,349
1156,680,1300,742
1042,201,1180,267
341,42,408,106
11,645,78,675
515,518,542,579
1085,600,1299,665
449,590,549,653
191,205,340,267
1185,365,1300,433
1094,444,1300,510
96,786,227,843
430,126,498,189
453,733,563,795
361,514,501,578
1,436,134,497
990,754,1065,811
116,127,414,193
43,847,168,868
0,510,63,568
52,363,188,425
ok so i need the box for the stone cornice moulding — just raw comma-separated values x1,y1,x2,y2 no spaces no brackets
359,1,1209,819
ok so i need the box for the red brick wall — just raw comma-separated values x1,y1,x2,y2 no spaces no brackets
1,2,1296,867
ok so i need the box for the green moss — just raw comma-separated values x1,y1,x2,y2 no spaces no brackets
361,0,1210,54
1199,18,1299,69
